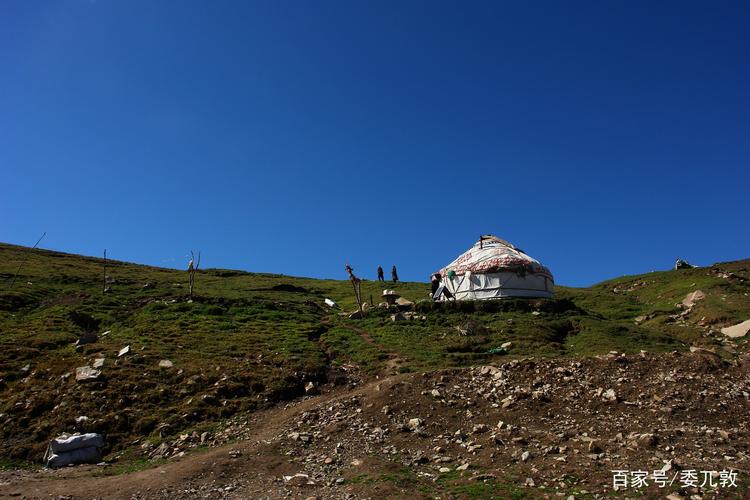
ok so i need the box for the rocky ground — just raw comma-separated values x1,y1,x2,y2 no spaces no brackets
2,350,749,499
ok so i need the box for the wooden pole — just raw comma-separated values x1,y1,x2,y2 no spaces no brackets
188,250,200,300
345,264,363,317
8,232,46,289
188,251,195,300
351,280,363,316
103,249,107,293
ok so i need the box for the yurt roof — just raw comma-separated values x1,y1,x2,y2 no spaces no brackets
439,235,553,280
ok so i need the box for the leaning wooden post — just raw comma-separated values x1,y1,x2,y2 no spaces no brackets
102,249,107,294
352,280,362,316
188,250,201,300
345,264,364,317
8,231,46,290
188,252,195,300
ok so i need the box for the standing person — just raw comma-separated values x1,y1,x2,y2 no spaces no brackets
391,265,399,283
431,272,441,297
377,266,385,282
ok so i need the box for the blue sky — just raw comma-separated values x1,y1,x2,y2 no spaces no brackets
1,1,748,286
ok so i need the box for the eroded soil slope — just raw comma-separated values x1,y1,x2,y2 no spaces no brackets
2,351,749,499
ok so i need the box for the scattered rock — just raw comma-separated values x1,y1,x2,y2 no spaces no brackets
721,319,750,338
284,473,314,486
680,290,705,309
158,359,174,368
395,297,414,308
118,345,130,357
75,332,97,347
407,418,423,431
588,440,602,454
602,388,617,402
75,366,101,382
348,310,365,320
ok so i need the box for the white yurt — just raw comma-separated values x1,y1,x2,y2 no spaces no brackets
435,235,554,300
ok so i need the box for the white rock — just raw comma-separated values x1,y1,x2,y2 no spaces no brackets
283,473,312,486
158,360,174,368
681,290,705,309
721,319,750,338
75,366,101,382
407,418,423,431
118,345,130,357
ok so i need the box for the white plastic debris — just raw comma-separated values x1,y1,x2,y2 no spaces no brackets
324,298,338,308
45,433,104,468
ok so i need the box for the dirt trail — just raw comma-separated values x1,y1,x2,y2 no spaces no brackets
0,376,400,499
341,322,408,376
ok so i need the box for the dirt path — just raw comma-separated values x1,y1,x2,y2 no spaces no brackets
340,321,408,376
0,319,409,500
0,376,398,499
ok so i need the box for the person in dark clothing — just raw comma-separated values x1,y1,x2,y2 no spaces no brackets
431,272,441,297
377,266,385,282
391,265,399,283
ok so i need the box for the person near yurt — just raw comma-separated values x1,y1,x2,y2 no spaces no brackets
435,235,554,300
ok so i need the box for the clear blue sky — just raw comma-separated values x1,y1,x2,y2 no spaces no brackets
2,1,748,286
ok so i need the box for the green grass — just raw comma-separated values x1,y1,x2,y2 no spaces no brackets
0,458,36,470
435,469,529,499
1,242,748,464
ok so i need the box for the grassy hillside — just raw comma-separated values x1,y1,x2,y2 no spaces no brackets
1,242,748,465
